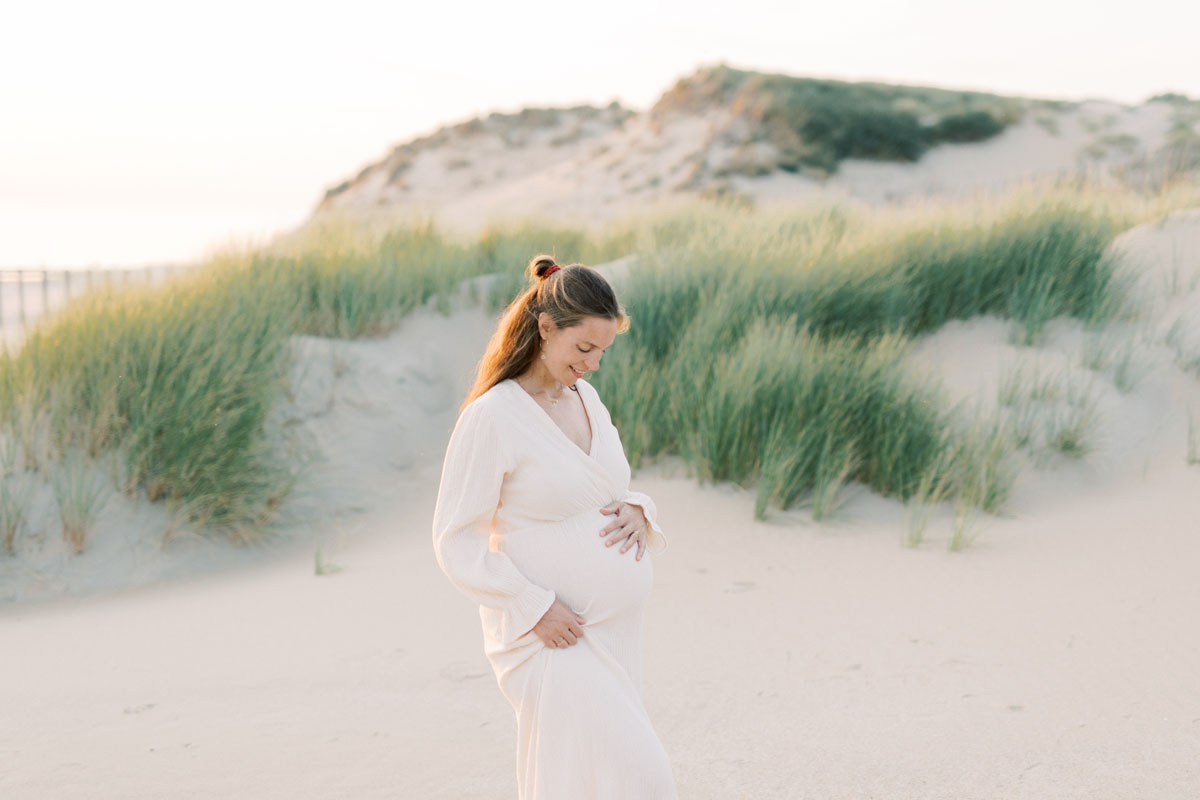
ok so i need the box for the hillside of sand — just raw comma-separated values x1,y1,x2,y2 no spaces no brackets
308,64,1200,239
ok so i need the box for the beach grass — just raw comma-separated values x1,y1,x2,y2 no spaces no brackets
994,361,1104,466
667,64,1025,176
0,220,623,542
1080,330,1146,394
902,447,955,548
0,475,28,555
1043,396,1101,460
50,451,109,554
590,183,1182,519
1,178,1195,547
1165,318,1200,378
944,412,1020,516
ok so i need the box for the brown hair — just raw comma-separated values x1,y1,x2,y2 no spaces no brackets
461,254,630,411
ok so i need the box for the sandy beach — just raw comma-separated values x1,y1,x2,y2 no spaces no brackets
1,435,1196,798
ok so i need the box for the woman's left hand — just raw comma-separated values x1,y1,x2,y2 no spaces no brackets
598,501,650,560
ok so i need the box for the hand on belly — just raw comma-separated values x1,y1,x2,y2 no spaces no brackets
597,500,651,561
505,509,653,617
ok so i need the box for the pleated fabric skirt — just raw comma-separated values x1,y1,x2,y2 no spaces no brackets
481,507,677,800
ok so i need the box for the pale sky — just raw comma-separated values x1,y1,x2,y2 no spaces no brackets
2,0,1197,267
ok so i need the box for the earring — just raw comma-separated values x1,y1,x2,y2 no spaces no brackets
540,351,547,361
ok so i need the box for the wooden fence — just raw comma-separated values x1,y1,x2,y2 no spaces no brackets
0,265,193,350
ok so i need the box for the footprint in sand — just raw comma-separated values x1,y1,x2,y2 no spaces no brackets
440,661,489,683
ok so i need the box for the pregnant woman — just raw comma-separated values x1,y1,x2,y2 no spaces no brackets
432,255,677,799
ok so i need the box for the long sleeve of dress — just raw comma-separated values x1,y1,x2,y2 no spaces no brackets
432,399,557,644
621,489,668,556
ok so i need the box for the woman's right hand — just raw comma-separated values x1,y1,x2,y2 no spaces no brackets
532,598,586,648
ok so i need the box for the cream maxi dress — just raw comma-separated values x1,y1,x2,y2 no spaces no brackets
432,377,677,800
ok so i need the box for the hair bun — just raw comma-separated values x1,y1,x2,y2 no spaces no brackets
529,255,563,281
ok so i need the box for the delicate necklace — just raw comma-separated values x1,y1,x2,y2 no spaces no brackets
520,378,567,406
545,384,580,406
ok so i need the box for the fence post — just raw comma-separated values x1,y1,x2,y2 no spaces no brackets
42,270,49,317
18,270,27,329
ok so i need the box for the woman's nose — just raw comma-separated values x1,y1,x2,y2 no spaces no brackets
587,353,602,370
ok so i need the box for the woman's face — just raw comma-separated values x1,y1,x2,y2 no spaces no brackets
538,313,618,385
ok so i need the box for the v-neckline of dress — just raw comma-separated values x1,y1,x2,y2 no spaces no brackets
506,378,597,459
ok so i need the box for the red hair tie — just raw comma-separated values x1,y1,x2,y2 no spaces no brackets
543,263,561,278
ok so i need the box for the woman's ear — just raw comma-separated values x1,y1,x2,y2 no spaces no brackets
537,312,553,340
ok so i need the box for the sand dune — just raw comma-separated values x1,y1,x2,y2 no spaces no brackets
1,217,1198,797
313,84,1195,242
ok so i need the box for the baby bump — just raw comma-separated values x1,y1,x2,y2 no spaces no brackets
502,507,654,617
